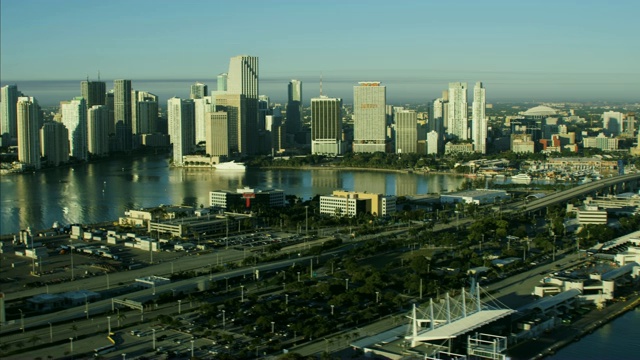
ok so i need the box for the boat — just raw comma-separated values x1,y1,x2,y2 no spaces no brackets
510,173,532,185
214,161,246,170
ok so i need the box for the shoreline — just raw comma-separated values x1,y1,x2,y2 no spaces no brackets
508,290,640,359
258,164,462,176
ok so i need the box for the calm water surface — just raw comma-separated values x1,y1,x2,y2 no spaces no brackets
0,155,465,235
547,308,640,360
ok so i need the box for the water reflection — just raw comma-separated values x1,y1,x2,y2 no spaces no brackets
0,156,465,234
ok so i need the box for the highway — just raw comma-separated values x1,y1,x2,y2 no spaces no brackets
504,172,640,214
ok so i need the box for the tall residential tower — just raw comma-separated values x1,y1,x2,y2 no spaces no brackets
353,82,386,153
472,82,487,154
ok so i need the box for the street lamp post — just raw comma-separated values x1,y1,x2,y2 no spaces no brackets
222,310,226,329
241,285,245,302
48,322,53,343
331,305,334,315
345,278,349,291
297,272,300,282
191,339,195,358
178,300,182,314
376,291,380,303
84,294,89,319
69,337,74,353
107,316,111,334
305,206,308,235
152,328,156,350
18,309,24,332
285,294,289,306
271,321,275,333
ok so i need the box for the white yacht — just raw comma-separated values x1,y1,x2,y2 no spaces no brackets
510,173,532,185
214,161,246,170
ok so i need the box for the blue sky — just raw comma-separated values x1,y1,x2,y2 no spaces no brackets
2,0,639,102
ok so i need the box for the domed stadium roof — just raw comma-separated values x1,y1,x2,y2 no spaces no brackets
521,105,558,117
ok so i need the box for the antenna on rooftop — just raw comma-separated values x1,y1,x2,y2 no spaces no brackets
98,71,101,81
320,72,323,96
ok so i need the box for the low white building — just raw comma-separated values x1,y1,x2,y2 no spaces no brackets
440,189,509,205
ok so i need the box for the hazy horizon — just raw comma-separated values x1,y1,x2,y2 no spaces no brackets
2,0,639,105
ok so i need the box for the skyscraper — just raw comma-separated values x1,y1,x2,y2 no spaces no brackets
61,97,88,161
17,96,41,169
353,82,386,153
472,82,487,154
205,112,230,157
190,82,208,100
1,84,19,144
167,97,195,166
286,79,302,135
227,55,258,154
217,73,228,92
602,111,623,136
40,122,69,166
395,110,418,154
447,82,468,140
88,105,110,156
132,91,158,135
114,80,132,150
311,96,343,155
194,96,214,144
80,80,106,108
213,93,246,154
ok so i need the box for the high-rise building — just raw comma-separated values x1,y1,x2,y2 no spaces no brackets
88,105,110,156
395,110,418,154
213,93,247,155
190,82,208,100
227,55,259,154
266,107,285,153
447,82,468,140
1,84,20,144
105,90,115,134
602,111,623,136
217,73,228,92
40,122,69,166
167,97,195,166
286,80,302,134
426,130,440,155
472,82,487,154
61,97,88,161
311,96,343,155
353,82,386,153
17,96,41,169
114,80,132,150
205,112,230,157
80,80,106,108
132,91,158,135
194,96,214,144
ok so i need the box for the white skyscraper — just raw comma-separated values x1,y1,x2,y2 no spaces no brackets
17,96,41,169
447,82,468,140
602,111,623,136
61,97,88,161
194,96,214,144
472,82,487,154
395,110,418,154
353,82,386,153
311,96,343,155
167,97,195,166
88,105,110,156
190,82,208,99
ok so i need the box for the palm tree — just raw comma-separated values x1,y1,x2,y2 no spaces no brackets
117,311,127,327
28,334,41,347
70,323,78,340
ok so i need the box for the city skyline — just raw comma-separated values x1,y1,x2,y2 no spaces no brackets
1,0,639,103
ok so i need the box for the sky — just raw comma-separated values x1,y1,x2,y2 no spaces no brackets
2,0,639,104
